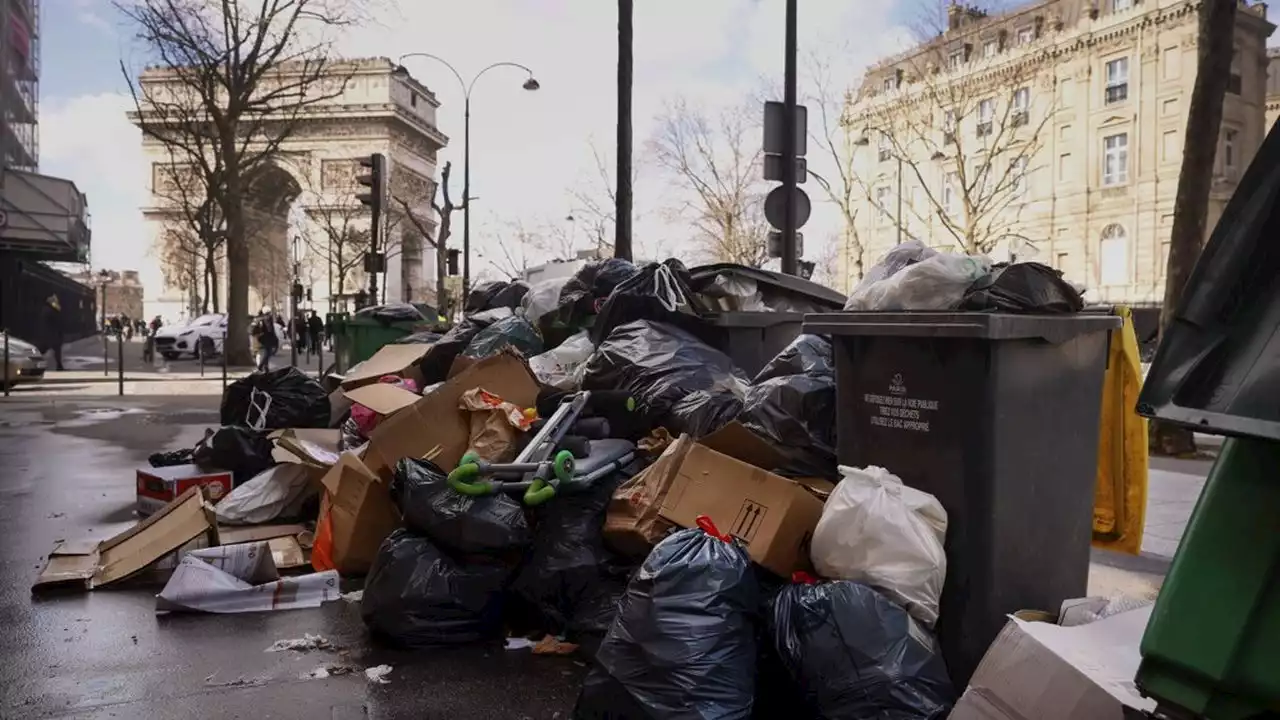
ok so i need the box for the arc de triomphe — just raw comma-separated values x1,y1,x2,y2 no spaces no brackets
131,57,448,323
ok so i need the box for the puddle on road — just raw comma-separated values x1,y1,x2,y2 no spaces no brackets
56,407,148,429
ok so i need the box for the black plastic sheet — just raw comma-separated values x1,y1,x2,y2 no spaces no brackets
191,426,275,483
361,529,510,647
148,448,194,468
574,525,760,719
960,262,1084,314
220,367,330,430
590,259,711,345
392,330,443,345
461,314,544,360
767,581,955,720
466,280,531,313
415,307,513,384
391,458,531,556
584,320,748,438
751,334,834,384
354,302,426,324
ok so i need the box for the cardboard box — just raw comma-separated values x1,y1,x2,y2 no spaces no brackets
658,442,827,577
312,451,402,576
34,486,217,592
136,464,234,516
340,343,433,390
949,608,1156,720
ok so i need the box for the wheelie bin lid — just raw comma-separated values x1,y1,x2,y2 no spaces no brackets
803,312,1119,344
1138,118,1280,442
689,263,847,309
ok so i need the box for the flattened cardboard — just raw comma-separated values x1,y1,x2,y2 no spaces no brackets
343,382,422,417
270,429,342,466
34,487,217,592
217,523,308,545
340,344,432,390
316,451,401,575
363,353,539,477
659,443,825,577
950,608,1156,720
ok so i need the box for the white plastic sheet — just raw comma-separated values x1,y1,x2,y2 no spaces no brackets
810,465,948,627
215,463,316,525
528,330,594,390
845,251,992,312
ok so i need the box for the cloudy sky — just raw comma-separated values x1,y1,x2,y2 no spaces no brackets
44,1,921,293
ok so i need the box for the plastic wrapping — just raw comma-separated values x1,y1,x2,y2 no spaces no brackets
148,448,194,468
522,277,573,326
740,374,836,478
810,466,948,627
574,523,760,720
465,280,531,313
845,253,992,312
584,320,748,438
752,334,834,384
191,426,275,483
390,458,531,556
361,529,510,647
214,463,317,525
847,241,939,305
415,307,513,383
960,262,1084,313
220,367,330,430
351,375,420,436
590,259,711,345
768,581,955,720
391,330,443,345
529,330,595,390
461,313,544,360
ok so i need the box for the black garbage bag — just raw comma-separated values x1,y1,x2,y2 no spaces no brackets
960,262,1084,314
220,367,329,430
584,320,749,438
415,307,513,384
392,330,443,345
574,522,760,720
740,375,836,478
768,580,956,720
510,469,631,634
391,457,531,556
466,280,531,313
590,259,712,345
148,448,194,468
461,314,544,360
362,529,510,647
191,426,275,483
354,302,427,325
752,334,834,384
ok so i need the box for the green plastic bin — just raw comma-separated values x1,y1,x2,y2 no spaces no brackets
327,312,423,373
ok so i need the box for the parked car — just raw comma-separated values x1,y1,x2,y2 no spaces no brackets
153,313,227,360
2,336,46,390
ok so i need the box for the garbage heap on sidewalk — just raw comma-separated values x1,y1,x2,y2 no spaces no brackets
33,249,1155,719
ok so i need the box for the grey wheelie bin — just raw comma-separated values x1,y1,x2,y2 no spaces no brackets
803,311,1119,687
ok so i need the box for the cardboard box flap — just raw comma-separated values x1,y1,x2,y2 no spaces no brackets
340,344,432,389
33,486,216,592
320,452,381,496
217,523,308,546
343,383,422,417
700,421,790,473
317,450,401,574
270,429,342,466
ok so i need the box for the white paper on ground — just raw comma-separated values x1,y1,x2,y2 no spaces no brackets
156,541,340,614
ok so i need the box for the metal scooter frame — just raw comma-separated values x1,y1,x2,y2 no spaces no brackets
447,391,592,505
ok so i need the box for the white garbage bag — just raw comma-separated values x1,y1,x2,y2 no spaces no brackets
845,252,992,312
810,465,948,627
847,240,939,305
215,463,317,525
528,330,594,391
520,277,570,325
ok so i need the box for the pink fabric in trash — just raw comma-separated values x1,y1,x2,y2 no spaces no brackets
351,374,421,436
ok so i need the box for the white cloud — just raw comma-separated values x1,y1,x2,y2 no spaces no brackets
44,0,909,292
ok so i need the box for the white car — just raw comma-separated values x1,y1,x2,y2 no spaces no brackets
153,313,227,360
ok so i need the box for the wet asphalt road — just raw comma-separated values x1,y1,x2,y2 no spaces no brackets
0,395,586,719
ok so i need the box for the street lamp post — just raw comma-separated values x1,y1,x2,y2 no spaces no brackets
391,55,539,303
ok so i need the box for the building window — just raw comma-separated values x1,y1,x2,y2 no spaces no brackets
1111,0,1133,12
1016,26,1034,45
1223,128,1238,174
410,93,419,107
878,133,892,162
943,172,958,213
1058,152,1071,182
883,75,897,92
977,97,994,137
948,49,964,70
1162,129,1179,163
1228,50,1242,94
983,39,999,59
1011,155,1030,198
1103,132,1129,186
1012,87,1030,126
1105,57,1129,104
943,110,956,145
1099,224,1129,287
1162,47,1181,80
875,186,892,223
1056,251,1070,272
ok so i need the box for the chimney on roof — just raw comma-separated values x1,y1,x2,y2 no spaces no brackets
947,2,988,31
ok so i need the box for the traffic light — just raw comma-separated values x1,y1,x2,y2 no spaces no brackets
356,153,385,215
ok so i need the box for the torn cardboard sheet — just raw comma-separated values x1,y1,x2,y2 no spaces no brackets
34,486,216,592
271,428,342,467
156,541,340,614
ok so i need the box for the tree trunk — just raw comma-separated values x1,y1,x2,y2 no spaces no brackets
223,177,253,366
207,249,220,313
203,260,212,315
1150,0,1236,457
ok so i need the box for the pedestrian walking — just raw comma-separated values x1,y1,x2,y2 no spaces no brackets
293,314,309,355
42,295,65,371
252,307,280,372
307,311,324,356
121,314,133,341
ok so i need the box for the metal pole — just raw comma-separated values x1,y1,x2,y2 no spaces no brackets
3,330,9,399
615,0,634,261
896,155,904,245
780,0,799,275
116,332,124,397
462,95,472,303
317,336,324,381
221,329,227,393
101,285,108,376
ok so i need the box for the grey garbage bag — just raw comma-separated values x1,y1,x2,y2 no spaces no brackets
361,529,510,647
767,580,956,720
574,519,760,719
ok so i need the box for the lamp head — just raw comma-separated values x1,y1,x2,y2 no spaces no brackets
522,77,541,91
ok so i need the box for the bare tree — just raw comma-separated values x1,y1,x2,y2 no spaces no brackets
1151,0,1237,456
850,27,1054,254
156,225,208,315
804,51,868,286
397,160,461,317
302,191,369,309
120,0,355,364
563,140,639,257
649,99,770,266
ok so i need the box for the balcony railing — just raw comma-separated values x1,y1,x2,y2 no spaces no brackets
1105,83,1128,105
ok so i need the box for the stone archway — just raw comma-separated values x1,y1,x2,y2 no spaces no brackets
243,163,303,315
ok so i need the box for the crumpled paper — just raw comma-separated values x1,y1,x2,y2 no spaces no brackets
459,387,534,463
